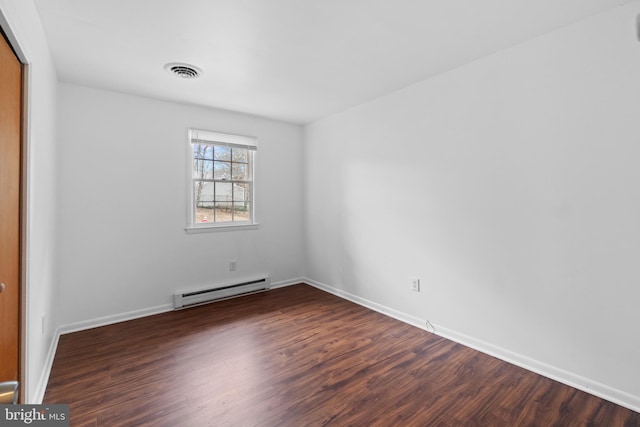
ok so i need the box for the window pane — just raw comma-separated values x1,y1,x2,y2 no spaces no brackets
194,181,214,223
233,183,250,202
214,145,231,161
213,161,231,180
232,148,248,163
193,159,213,179
214,202,233,222
193,144,213,160
233,202,251,221
232,163,249,180
215,182,233,202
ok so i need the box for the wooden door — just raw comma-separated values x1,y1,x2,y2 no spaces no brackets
0,30,22,384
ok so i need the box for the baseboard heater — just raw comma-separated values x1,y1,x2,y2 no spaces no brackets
173,276,270,309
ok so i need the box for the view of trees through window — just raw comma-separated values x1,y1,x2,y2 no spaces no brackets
193,143,252,223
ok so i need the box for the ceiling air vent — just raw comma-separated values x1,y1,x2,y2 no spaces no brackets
164,63,202,79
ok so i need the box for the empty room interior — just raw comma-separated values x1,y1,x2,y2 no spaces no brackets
2,0,640,425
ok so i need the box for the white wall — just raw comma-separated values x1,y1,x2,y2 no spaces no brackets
56,84,304,327
304,2,640,409
0,0,59,403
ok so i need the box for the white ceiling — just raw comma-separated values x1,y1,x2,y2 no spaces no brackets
34,0,629,124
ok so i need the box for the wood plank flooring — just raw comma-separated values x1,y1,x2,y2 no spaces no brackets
44,284,640,426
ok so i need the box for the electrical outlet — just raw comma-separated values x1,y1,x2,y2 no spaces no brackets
229,260,237,272
411,278,421,292
42,314,46,334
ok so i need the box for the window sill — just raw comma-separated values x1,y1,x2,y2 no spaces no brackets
185,223,260,234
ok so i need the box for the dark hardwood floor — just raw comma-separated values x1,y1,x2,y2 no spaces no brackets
44,284,640,426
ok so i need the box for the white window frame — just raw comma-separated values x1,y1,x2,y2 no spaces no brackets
185,128,258,233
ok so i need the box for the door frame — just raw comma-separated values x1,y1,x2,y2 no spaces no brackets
0,10,30,404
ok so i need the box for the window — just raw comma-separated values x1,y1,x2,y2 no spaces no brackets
188,129,257,230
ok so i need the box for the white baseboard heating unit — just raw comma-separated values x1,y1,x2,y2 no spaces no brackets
173,276,270,309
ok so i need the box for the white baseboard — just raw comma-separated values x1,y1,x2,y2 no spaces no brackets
36,304,173,403
304,278,426,329
270,277,306,289
431,323,640,413
58,304,174,336
302,277,640,414
31,330,60,404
